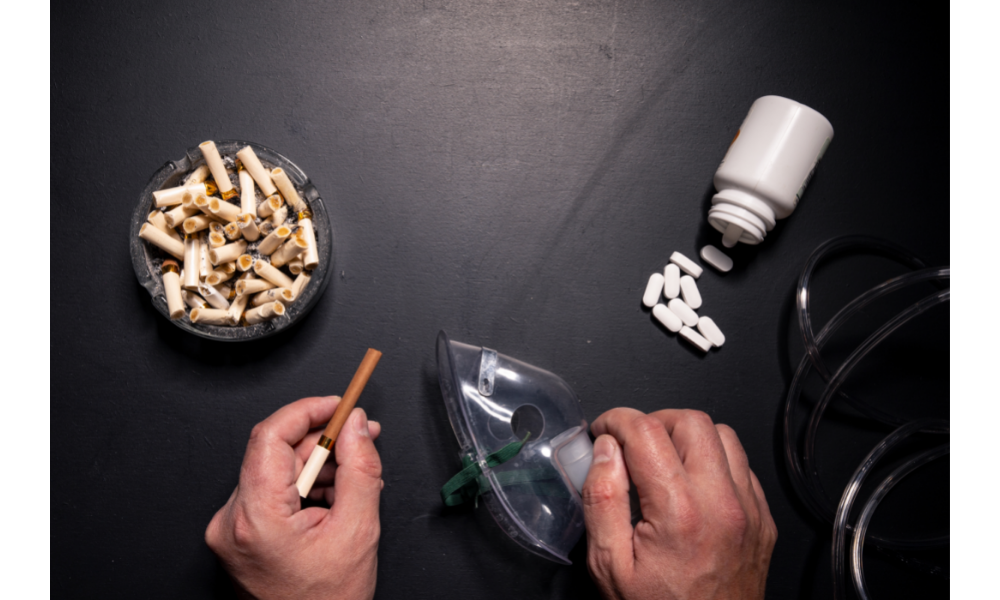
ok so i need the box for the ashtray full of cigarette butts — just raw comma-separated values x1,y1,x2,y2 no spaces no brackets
130,140,334,341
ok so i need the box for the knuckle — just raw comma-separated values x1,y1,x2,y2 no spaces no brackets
683,409,715,429
231,511,257,549
204,516,222,552
248,422,269,443
718,496,749,537
672,495,705,537
349,452,383,481
715,422,737,439
583,479,619,509
631,414,665,438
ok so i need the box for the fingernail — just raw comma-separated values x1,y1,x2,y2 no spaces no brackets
355,410,370,437
592,435,615,464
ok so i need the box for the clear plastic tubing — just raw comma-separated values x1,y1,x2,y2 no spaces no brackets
829,419,949,600
708,96,834,247
849,444,950,600
782,235,949,563
783,266,950,523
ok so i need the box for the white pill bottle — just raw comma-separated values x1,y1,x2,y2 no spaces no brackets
708,96,833,247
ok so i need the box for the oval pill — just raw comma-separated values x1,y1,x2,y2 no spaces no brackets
679,275,702,310
667,298,699,327
700,244,733,273
697,316,726,347
652,303,682,332
643,272,665,307
679,326,713,352
669,251,703,279
663,264,680,299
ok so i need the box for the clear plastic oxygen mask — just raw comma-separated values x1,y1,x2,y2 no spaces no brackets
436,331,594,564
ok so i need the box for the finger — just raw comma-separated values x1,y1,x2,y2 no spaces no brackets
294,417,382,469
591,408,686,522
327,408,383,526
648,409,730,478
582,435,634,581
238,396,342,509
749,469,775,530
714,423,753,496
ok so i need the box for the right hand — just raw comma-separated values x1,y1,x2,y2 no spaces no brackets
581,408,777,600
205,396,384,600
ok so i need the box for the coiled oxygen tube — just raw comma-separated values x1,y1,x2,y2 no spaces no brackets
782,235,950,596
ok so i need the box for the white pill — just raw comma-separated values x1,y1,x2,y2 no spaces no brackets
652,303,682,332
700,244,733,273
643,272,665,307
679,275,702,310
663,264,680,299
670,251,703,279
679,326,713,352
667,298,699,327
697,316,725,347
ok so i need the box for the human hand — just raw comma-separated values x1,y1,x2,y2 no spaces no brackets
205,396,384,600
582,408,777,600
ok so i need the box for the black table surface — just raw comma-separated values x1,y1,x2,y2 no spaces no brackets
52,1,950,598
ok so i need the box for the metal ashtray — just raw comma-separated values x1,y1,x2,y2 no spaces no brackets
129,140,333,341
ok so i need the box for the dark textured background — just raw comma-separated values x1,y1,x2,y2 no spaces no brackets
51,1,949,598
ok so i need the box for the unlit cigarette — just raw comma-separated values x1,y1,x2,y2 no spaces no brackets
238,169,257,217
209,197,241,223
236,146,277,196
290,271,311,301
161,261,184,319
258,194,283,218
209,240,247,266
257,225,291,256
237,278,275,296
183,235,201,290
270,236,308,268
183,164,211,186
253,259,294,288
147,210,182,242
298,214,319,270
190,307,231,325
199,282,231,310
271,167,306,213
244,300,285,325
199,141,236,199
251,287,294,307
139,223,185,259
295,348,382,497
237,214,260,242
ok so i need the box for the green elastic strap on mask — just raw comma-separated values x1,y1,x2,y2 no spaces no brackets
440,432,531,507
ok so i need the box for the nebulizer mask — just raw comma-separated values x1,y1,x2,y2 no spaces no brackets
436,331,594,564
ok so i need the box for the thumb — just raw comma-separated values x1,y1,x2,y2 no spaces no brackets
582,434,634,581
329,408,383,526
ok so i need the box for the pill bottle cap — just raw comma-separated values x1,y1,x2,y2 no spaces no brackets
436,331,592,564
707,188,777,246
